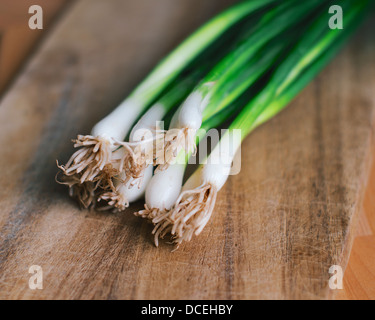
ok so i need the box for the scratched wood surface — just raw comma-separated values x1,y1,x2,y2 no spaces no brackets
0,0,374,300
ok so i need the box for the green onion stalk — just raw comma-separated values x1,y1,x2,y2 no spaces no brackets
90,0,330,213
82,8,307,211
56,0,276,201
148,0,371,248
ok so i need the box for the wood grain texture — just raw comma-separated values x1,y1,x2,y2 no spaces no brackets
0,0,374,300
0,0,70,94
336,148,375,300
336,236,375,299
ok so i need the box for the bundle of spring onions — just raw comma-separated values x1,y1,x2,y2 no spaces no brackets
57,0,372,248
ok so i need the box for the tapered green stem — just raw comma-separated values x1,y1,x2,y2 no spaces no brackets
127,0,278,108
230,0,369,140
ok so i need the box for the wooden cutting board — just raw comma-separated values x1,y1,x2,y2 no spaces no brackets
0,0,374,300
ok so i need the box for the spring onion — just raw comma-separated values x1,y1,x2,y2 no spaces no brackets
57,0,276,185
55,0,371,249
150,0,369,247
57,0,279,208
